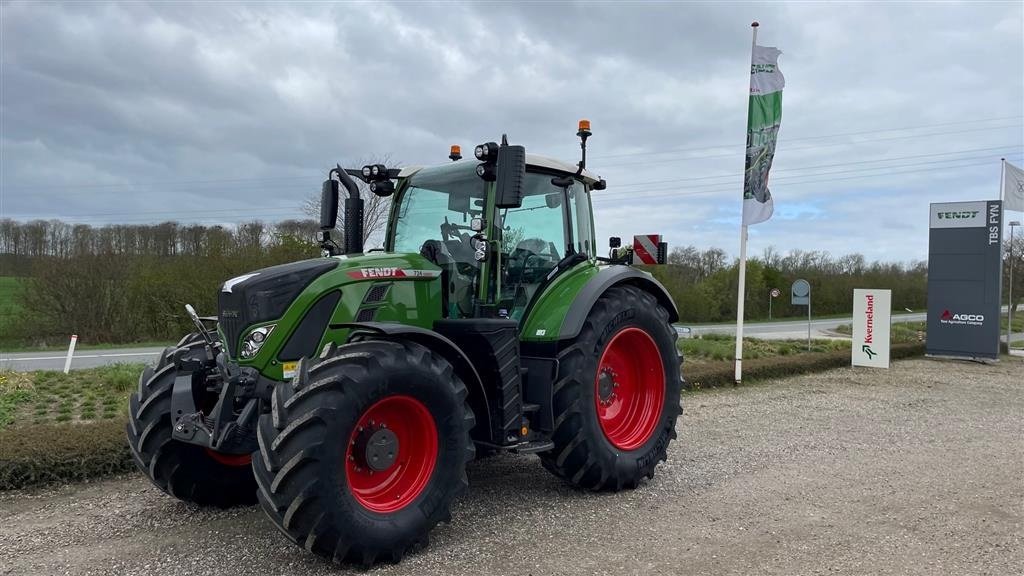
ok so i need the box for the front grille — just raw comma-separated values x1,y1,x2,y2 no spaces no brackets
218,291,246,357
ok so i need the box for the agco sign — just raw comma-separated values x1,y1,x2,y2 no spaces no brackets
939,309,985,326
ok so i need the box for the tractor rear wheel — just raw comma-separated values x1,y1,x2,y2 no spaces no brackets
126,333,257,507
253,340,475,565
539,284,681,490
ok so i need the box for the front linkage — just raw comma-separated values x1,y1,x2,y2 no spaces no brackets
168,305,273,458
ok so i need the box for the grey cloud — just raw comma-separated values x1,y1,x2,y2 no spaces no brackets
1,1,1021,262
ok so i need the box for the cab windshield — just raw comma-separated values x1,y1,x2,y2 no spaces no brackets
392,163,486,317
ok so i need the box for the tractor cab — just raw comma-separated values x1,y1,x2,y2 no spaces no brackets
389,153,602,322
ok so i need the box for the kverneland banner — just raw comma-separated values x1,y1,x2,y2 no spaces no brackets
926,200,1003,359
852,289,891,368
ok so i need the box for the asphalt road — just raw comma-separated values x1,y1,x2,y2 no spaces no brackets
0,346,167,372
1,357,1021,575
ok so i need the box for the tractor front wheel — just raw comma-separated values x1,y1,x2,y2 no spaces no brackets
126,334,257,507
253,340,475,565
539,284,681,490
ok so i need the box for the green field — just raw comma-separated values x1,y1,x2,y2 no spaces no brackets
0,277,25,337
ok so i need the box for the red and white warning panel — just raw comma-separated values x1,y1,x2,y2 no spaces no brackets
632,234,662,265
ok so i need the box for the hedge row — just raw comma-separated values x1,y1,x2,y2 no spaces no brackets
0,419,134,490
683,342,926,389
1,344,926,491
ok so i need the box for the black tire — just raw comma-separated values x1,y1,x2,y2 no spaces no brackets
539,284,682,490
253,340,475,565
126,333,257,507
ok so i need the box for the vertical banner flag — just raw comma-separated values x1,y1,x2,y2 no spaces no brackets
1004,160,1024,212
743,44,785,225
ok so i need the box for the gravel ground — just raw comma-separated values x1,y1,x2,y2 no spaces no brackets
1,357,1021,576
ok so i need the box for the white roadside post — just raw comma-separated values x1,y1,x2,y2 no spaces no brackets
63,334,78,374
852,289,892,368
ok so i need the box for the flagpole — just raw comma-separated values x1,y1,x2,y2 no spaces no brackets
734,21,758,384
1001,157,1006,202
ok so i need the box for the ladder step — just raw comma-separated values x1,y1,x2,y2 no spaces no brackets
510,440,554,454
522,402,540,413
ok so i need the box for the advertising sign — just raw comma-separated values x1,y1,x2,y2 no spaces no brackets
926,200,1003,359
852,289,891,368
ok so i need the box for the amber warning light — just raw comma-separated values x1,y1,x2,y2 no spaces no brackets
578,119,591,135
449,145,462,161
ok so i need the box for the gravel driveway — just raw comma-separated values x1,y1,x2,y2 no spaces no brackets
1,357,1021,576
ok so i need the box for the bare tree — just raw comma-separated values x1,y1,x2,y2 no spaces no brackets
303,156,397,250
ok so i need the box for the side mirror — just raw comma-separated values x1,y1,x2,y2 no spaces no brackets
609,236,621,248
545,193,562,209
495,144,526,209
320,179,339,230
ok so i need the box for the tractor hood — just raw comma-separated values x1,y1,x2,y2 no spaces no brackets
218,259,339,358
217,252,444,370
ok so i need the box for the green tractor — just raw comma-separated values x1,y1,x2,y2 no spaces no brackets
127,122,682,564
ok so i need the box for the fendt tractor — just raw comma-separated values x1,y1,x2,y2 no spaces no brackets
127,121,682,565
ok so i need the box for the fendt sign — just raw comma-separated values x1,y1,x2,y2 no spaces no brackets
926,200,1003,359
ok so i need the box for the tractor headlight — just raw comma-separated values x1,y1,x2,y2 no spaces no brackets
241,325,275,359
361,166,372,179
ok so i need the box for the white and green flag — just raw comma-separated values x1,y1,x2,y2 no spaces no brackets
1004,160,1024,212
743,44,784,225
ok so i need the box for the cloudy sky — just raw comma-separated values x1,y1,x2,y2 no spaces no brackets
1,1,1022,262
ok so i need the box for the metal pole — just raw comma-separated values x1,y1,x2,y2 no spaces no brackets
769,289,773,320
1009,222,1017,352
734,225,748,382
807,285,812,351
733,21,759,384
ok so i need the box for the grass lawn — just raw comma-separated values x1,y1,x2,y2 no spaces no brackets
0,364,143,429
679,333,848,366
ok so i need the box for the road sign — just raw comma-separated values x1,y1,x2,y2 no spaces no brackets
791,279,810,306
770,287,780,298
791,279,811,349
632,234,661,265
852,289,891,368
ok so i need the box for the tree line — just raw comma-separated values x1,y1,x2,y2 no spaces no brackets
2,218,1020,347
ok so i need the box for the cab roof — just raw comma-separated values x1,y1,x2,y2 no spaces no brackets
397,153,602,185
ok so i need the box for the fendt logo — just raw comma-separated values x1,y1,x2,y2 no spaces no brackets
937,211,979,219
940,309,985,326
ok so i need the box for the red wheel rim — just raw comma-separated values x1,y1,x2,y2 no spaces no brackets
204,449,252,467
594,327,665,450
345,395,438,513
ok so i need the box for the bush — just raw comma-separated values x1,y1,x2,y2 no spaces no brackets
0,419,133,490
683,342,925,390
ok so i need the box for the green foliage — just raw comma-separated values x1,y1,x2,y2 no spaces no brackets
680,335,848,365
650,245,928,324
0,419,134,490
684,342,926,390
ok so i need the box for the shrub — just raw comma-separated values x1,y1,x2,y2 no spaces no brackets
684,342,925,390
0,419,134,490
